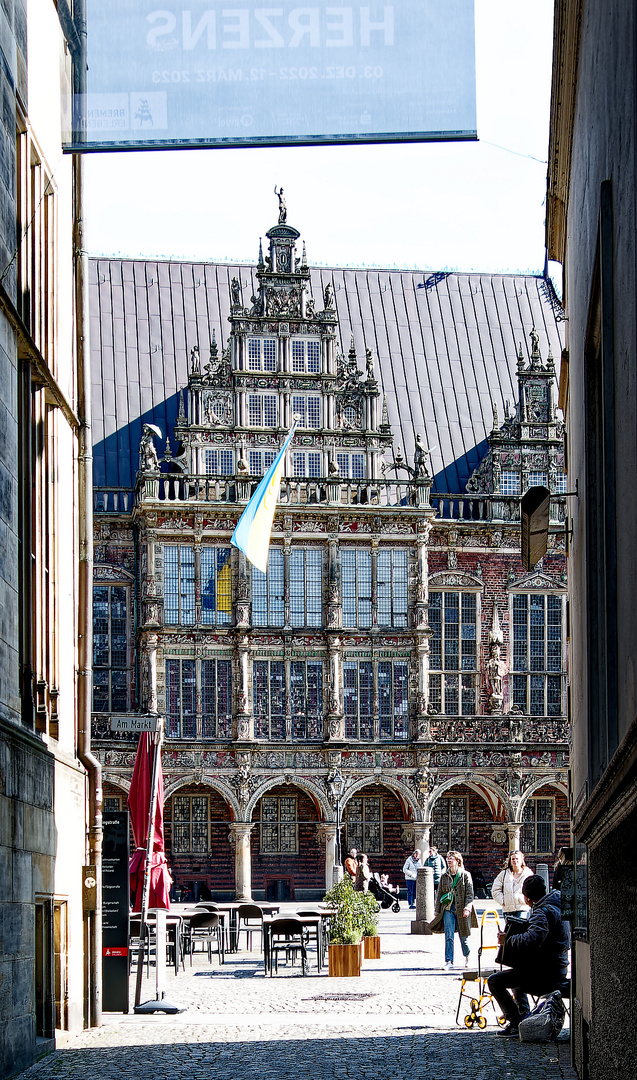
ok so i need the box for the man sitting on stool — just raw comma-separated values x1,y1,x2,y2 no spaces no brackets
487,874,570,1038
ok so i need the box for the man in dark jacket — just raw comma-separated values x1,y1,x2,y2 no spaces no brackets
487,874,570,1038
422,846,447,888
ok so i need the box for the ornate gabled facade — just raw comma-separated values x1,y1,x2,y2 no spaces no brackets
92,202,569,902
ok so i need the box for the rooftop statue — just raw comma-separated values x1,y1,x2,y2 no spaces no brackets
274,185,287,224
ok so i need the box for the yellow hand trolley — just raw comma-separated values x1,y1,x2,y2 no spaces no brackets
455,906,508,1029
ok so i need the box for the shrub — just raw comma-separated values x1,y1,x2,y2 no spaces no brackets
323,877,379,944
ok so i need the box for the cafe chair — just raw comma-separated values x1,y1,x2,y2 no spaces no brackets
268,917,309,976
186,911,224,966
237,904,265,952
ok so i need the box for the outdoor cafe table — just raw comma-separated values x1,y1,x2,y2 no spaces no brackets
129,912,184,975
262,911,331,975
181,902,280,954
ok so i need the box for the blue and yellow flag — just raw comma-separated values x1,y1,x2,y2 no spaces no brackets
230,425,297,572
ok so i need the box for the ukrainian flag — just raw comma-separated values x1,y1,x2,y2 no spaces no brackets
231,424,297,572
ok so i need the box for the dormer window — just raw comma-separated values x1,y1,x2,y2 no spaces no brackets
248,337,277,372
291,337,320,373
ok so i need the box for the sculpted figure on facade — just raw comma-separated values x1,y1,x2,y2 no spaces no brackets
274,184,287,223
139,424,160,472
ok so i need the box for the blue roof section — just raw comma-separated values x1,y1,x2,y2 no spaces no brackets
89,255,565,494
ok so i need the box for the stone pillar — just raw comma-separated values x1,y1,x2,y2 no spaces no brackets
411,866,435,934
320,824,340,892
147,633,158,715
413,823,431,858
507,823,522,851
229,823,254,901
234,634,254,741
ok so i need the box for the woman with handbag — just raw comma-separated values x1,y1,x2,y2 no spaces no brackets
429,850,475,970
491,850,533,919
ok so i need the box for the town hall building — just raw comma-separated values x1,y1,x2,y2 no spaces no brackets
90,198,570,901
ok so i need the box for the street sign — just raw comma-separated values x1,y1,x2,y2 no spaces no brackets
110,714,160,733
102,811,130,1013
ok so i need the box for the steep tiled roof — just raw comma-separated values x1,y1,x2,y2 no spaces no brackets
89,252,564,493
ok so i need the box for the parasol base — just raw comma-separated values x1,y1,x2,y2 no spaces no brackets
134,996,185,1015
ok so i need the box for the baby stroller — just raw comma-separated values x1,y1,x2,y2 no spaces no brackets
369,873,401,912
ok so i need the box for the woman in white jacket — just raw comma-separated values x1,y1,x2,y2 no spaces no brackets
491,850,533,919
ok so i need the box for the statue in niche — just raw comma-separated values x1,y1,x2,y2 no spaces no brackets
139,424,160,472
274,185,287,223
486,606,506,714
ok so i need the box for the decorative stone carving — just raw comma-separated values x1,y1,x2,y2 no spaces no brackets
486,605,506,714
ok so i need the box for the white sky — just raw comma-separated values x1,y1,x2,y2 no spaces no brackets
85,1,556,276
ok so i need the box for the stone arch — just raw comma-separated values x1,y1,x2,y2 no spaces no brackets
245,773,332,821
516,775,568,819
163,773,240,820
340,774,422,822
426,774,513,823
102,772,131,795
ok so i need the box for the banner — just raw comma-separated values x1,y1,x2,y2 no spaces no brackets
66,1,476,150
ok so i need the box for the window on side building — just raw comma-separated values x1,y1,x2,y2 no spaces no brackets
165,658,196,738
290,548,322,627
253,659,286,739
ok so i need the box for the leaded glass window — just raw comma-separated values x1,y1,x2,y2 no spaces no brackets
292,394,321,429
204,448,233,474
336,452,365,479
290,548,322,627
290,660,323,740
343,660,374,740
291,337,321,373
252,549,284,626
164,546,196,625
202,659,233,739
260,796,298,853
378,661,409,740
521,797,554,854
248,337,277,372
253,660,286,739
172,795,210,853
291,451,322,478
201,547,232,626
248,393,277,427
377,549,408,628
501,471,521,496
249,449,276,476
345,797,382,854
342,549,372,628
512,593,564,715
528,471,548,489
104,796,123,813
432,797,468,853
428,592,478,715
92,585,131,712
166,658,196,738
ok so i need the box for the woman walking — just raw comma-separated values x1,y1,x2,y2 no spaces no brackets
354,852,371,892
430,850,475,970
491,850,533,919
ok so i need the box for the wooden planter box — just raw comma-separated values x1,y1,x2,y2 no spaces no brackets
363,934,381,959
328,942,362,977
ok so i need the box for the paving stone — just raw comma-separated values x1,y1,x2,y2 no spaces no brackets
15,908,577,1080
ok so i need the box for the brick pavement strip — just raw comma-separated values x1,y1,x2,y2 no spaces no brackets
16,910,578,1080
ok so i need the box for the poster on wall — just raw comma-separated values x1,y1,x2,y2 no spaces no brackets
65,1,477,151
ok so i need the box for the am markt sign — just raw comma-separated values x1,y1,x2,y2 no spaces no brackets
110,714,160,733
65,1,477,151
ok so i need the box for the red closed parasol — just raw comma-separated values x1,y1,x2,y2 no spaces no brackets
127,731,171,911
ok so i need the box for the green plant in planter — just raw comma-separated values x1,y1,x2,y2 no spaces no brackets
323,878,380,944
323,877,363,945
357,891,380,938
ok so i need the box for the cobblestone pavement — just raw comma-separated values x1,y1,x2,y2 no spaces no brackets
17,908,577,1080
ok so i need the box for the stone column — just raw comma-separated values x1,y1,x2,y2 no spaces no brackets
411,866,435,934
320,824,340,891
234,634,254,741
507,823,522,851
229,823,254,901
413,823,431,857
147,633,158,715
